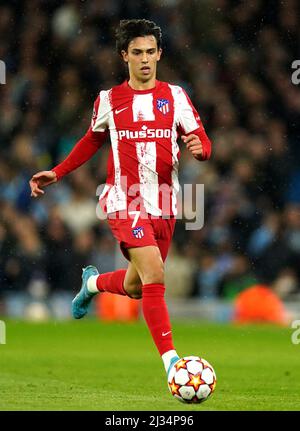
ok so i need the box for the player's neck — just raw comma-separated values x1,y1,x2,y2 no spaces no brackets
127,76,156,91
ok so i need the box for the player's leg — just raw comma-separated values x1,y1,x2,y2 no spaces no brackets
71,214,173,324
127,245,179,373
72,262,142,319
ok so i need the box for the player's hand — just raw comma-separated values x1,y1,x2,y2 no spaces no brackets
182,134,203,160
29,170,57,198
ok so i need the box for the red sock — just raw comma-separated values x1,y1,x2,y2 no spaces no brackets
142,283,175,356
96,269,127,296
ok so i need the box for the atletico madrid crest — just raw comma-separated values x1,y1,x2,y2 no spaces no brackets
132,226,144,239
156,98,170,115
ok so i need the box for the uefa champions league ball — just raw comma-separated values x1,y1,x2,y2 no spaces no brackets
168,356,217,403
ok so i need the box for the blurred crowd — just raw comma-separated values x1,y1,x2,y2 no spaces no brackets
0,0,300,318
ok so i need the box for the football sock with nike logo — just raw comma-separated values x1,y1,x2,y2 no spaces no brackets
142,283,177,365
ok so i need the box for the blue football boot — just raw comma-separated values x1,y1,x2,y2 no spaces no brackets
167,355,180,376
72,265,99,319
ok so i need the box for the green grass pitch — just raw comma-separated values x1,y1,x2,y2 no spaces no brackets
0,319,299,410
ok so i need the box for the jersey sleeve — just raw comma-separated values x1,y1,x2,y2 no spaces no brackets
52,94,109,181
91,90,110,132
176,87,212,161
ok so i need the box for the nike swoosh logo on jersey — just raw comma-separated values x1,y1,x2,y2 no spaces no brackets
162,331,171,337
115,107,128,114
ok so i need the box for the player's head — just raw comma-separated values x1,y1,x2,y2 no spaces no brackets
116,19,162,83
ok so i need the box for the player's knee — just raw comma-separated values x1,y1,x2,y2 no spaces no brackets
125,282,142,299
129,291,142,299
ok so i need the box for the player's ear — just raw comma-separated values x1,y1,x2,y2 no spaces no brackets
121,50,128,63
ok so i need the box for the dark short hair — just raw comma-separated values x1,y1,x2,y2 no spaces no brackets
115,19,162,55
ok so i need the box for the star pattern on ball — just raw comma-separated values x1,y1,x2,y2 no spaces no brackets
175,358,189,371
202,362,214,375
201,360,213,371
187,373,205,391
169,378,181,396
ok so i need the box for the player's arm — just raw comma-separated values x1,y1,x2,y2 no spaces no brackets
177,87,212,161
29,95,108,198
51,126,108,181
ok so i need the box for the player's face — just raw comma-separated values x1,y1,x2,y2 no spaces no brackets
122,36,162,83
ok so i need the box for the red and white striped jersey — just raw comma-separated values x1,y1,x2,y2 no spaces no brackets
91,80,211,216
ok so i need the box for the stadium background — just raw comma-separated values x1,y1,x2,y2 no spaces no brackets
0,0,300,323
